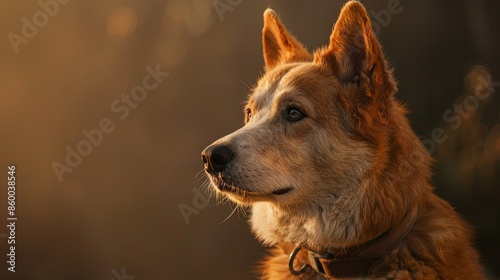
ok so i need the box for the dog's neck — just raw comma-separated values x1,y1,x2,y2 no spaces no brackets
281,207,418,277
250,193,371,249
251,202,418,277
250,193,417,251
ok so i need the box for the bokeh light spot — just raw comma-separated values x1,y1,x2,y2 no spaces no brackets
107,7,137,40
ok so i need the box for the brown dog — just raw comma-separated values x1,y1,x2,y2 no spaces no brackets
201,1,485,279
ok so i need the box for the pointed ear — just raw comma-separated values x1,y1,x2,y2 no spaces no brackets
262,9,312,70
316,1,396,100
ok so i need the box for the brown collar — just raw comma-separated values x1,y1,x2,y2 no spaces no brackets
285,208,418,278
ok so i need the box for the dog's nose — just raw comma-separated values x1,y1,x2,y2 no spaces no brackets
201,144,234,174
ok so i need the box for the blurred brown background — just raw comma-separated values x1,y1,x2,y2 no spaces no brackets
0,0,499,279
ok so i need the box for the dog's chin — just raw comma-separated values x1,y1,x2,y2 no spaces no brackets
212,180,292,204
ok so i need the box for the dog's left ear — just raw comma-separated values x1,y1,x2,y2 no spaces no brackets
316,1,396,101
262,8,312,71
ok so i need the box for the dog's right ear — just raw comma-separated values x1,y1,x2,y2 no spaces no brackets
315,1,396,100
262,9,311,71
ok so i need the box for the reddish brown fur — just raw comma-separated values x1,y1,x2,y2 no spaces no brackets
202,1,485,279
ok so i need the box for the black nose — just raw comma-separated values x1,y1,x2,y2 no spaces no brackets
201,144,234,174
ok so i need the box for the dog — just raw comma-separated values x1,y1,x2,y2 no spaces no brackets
201,1,485,279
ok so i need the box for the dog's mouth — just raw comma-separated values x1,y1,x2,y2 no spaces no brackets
212,177,292,197
270,186,292,195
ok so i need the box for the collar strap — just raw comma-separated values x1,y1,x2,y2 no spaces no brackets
287,208,418,278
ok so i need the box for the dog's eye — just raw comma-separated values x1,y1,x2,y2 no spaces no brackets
245,108,252,122
284,106,305,122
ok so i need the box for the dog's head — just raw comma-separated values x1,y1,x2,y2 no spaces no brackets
202,2,412,212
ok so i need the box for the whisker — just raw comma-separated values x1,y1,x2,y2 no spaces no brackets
194,169,206,181
237,205,250,219
219,203,239,224
236,78,254,92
